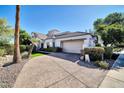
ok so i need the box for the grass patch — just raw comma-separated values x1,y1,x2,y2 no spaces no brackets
31,53,44,58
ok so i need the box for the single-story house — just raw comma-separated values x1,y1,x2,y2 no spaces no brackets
35,29,96,54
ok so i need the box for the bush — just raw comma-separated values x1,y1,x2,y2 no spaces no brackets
84,47,105,61
0,44,14,55
5,44,14,55
20,45,27,53
43,47,62,52
113,48,123,52
96,43,101,47
104,47,113,59
95,61,109,69
0,48,6,56
115,43,124,48
56,47,62,52
43,47,56,52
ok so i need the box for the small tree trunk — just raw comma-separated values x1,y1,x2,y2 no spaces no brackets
13,5,21,63
28,44,34,58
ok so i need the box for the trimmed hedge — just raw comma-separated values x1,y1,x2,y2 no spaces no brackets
84,47,105,61
43,47,56,52
43,47,62,52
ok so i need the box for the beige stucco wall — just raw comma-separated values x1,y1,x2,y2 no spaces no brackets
55,34,95,48
43,34,95,49
43,39,54,48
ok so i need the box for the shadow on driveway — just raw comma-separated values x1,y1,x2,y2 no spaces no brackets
48,52,99,69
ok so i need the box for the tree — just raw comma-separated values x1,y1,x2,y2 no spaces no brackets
104,12,124,25
93,12,124,46
93,18,103,30
27,38,40,58
13,5,21,63
107,24,124,44
20,29,31,45
0,18,14,47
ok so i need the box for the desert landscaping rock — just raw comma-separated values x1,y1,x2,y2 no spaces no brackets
0,55,13,67
0,59,27,88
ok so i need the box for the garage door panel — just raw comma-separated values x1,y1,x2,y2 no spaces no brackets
62,40,83,53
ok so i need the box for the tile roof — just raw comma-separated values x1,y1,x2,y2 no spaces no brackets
54,31,92,39
31,32,47,39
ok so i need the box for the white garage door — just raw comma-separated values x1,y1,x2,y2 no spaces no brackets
62,40,83,54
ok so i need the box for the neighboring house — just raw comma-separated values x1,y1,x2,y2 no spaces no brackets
35,29,95,54
31,32,47,51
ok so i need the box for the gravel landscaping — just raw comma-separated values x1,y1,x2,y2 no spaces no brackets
0,56,28,88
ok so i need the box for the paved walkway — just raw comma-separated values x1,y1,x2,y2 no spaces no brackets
14,53,107,88
99,51,124,88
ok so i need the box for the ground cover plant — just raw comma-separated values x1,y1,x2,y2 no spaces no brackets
31,53,44,58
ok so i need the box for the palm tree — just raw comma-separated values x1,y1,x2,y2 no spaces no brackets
27,38,40,58
13,5,21,63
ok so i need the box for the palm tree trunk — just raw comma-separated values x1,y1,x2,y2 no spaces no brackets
13,5,21,63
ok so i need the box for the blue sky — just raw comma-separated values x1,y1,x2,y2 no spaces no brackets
0,5,124,34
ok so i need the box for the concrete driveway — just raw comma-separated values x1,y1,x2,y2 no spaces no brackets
99,53,124,88
14,53,108,88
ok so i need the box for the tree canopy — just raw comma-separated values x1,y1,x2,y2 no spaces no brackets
0,18,14,46
20,29,31,45
93,12,124,46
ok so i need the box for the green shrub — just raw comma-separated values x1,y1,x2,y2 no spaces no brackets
20,45,27,53
43,47,62,52
104,47,113,59
5,44,14,55
113,48,123,52
95,61,109,69
43,47,55,52
0,48,6,56
56,47,62,52
115,43,124,48
96,43,101,47
0,44,14,55
84,47,105,61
